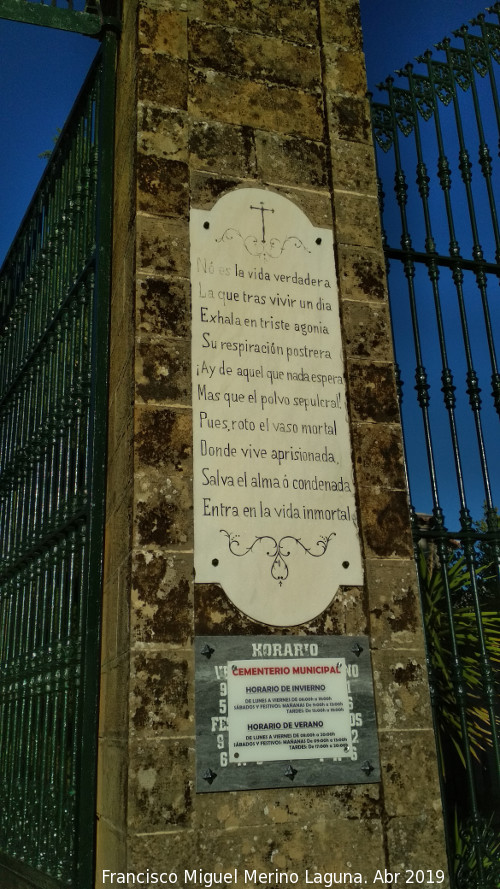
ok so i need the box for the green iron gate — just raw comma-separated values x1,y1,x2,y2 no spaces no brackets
0,4,117,886
371,6,500,887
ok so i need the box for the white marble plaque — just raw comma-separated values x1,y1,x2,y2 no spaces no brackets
190,188,363,626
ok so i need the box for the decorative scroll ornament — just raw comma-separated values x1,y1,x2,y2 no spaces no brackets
221,530,335,586
216,200,311,261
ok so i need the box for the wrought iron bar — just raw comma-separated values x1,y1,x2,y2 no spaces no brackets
371,10,500,887
0,30,116,889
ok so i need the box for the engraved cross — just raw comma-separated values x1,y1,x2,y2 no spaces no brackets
250,201,274,243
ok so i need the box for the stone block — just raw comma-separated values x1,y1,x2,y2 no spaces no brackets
255,131,328,189
188,69,324,140
323,44,367,97
137,215,189,277
131,549,194,646
136,275,191,339
346,361,400,424
95,819,126,888
334,191,383,248
319,0,363,50
386,815,449,884
359,489,414,560
138,8,187,58
138,103,188,160
189,172,248,210
189,120,257,178
193,782,381,832
135,337,191,405
371,649,433,731
138,51,188,109
351,423,405,489
137,154,189,217
192,0,319,45
188,21,321,89
342,299,393,361
99,653,129,738
331,138,378,195
329,94,372,143
130,649,194,737
365,559,424,650
379,730,442,817
128,739,194,831
133,407,193,549
103,493,133,586
337,245,388,302
96,739,128,827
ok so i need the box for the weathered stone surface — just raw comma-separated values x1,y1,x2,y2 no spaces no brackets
128,739,194,831
137,154,189,216
138,8,187,58
360,490,414,560
347,361,400,424
255,131,328,188
136,276,191,338
135,337,191,404
387,815,449,883
365,559,424,650
351,423,405,489
133,407,193,548
330,137,378,195
188,21,321,89
342,299,393,360
334,191,383,247
128,818,386,875
137,215,189,277
138,51,188,108
132,550,193,646
194,582,367,636
371,649,433,731
379,730,442,817
328,94,372,142
337,245,388,302
319,0,363,50
95,820,126,888
189,120,257,178
188,69,324,140
99,654,129,737
194,782,381,831
138,103,188,160
103,493,133,588
323,44,367,97
130,650,194,737
192,0,319,44
96,740,128,826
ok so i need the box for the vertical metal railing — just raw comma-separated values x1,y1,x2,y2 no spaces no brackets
370,7,500,887
0,30,115,889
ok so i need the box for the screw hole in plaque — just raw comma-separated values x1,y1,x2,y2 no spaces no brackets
203,221,210,229
212,558,219,567
342,561,350,569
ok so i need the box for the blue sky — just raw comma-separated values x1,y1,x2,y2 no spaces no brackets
0,19,97,263
0,1,488,263
0,0,496,522
360,0,490,88
360,0,500,523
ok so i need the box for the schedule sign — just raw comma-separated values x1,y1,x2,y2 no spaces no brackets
195,635,380,793
228,658,352,762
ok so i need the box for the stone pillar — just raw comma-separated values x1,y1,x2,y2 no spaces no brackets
96,0,449,883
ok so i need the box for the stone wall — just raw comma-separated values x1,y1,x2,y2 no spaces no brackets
96,0,449,883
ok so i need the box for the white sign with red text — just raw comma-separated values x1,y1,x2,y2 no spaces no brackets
227,658,352,762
